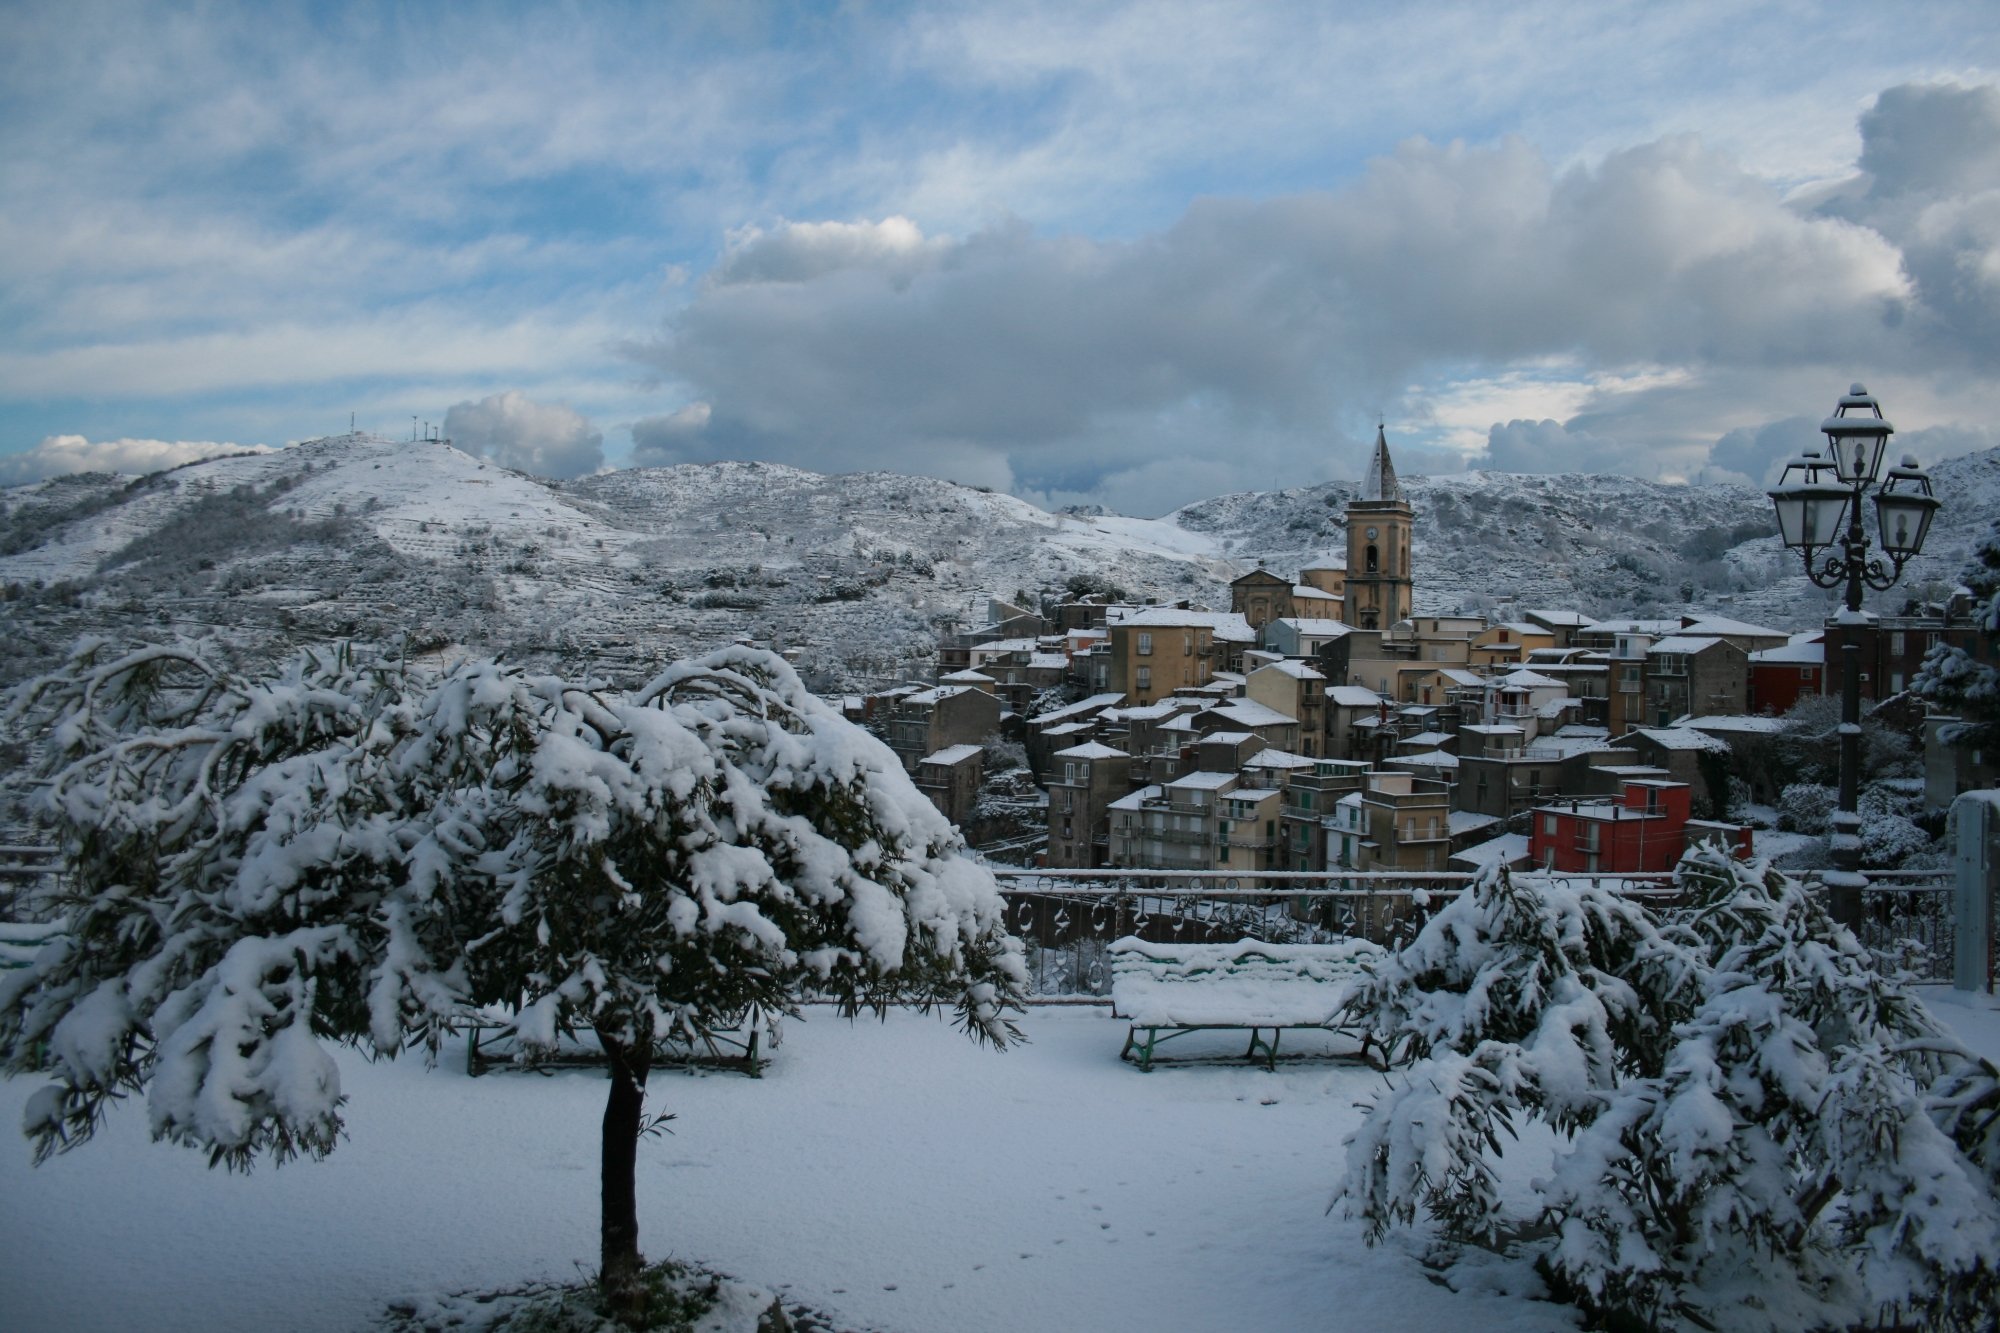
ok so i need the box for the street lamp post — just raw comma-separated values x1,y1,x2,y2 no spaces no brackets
1767,384,1940,926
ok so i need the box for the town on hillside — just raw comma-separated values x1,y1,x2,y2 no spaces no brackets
849,428,2000,877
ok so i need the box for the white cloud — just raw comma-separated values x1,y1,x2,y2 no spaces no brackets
0,434,271,484
1701,416,1821,488
628,402,713,468
710,217,951,288
442,392,604,479
3,4,1995,511
1482,419,1618,474
629,106,1983,510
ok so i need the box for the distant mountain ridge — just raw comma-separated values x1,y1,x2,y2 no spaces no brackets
2,432,1995,693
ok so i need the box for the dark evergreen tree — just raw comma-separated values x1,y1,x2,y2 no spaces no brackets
1915,517,2000,752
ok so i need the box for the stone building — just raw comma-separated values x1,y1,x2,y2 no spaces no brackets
1044,741,1133,869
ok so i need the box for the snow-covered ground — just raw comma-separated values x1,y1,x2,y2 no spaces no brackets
3,995,1995,1332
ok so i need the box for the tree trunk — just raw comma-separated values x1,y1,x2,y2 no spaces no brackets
596,1022,652,1328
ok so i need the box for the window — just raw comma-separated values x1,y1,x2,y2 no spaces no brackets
1136,666,1151,690
1183,631,1193,655
1544,814,1558,835
1891,631,1905,655
1366,544,1379,572
1137,632,1153,656
1064,762,1077,784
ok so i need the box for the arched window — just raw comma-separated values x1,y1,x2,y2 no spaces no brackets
1366,544,1379,573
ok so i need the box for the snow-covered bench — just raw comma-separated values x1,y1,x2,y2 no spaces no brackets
1108,937,1384,1072
464,1005,776,1079
0,920,65,971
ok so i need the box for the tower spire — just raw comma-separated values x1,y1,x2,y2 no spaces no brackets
1361,423,1401,502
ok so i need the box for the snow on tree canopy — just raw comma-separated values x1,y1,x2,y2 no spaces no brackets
1336,850,2000,1332
0,640,1025,1170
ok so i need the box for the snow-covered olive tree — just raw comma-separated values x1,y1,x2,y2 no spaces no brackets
1338,850,2000,1332
1,640,1024,1323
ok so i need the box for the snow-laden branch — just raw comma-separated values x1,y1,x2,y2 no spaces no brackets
2,640,1026,1179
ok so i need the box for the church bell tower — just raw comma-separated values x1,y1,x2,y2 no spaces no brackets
1343,425,1413,630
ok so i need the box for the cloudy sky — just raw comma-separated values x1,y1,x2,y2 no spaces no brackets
3,2,1997,514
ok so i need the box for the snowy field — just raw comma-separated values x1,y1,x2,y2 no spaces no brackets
3,995,1996,1333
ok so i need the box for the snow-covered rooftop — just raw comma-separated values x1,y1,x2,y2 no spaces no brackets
1449,833,1531,870
921,744,984,766
1252,659,1326,681
1328,686,1384,707
1111,699,1200,721
1580,618,1680,635
1679,615,1787,639
1205,699,1296,729
1751,639,1825,664
1112,608,1257,642
903,685,978,707
1628,727,1731,753
969,637,1040,655
1391,750,1458,770
1053,741,1129,760
1274,616,1350,638
1242,749,1316,770
1167,770,1240,790
1683,715,1788,736
1647,635,1722,656
1031,692,1125,724
1108,784,1164,811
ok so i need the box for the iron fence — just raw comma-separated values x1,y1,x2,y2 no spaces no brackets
1801,870,1959,983
993,866,1959,997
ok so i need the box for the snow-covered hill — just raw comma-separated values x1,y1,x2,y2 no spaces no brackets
2,433,1995,692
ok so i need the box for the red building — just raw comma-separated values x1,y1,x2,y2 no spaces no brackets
1528,780,1752,874
1749,635,1825,715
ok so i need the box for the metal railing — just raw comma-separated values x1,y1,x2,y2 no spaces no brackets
1801,869,1958,983
990,866,1959,997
